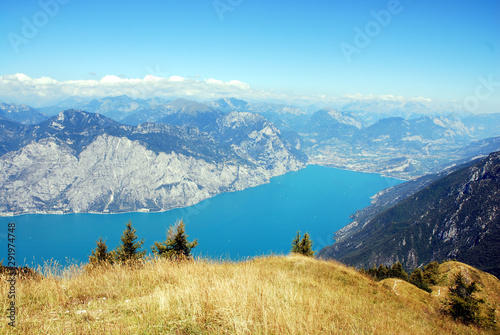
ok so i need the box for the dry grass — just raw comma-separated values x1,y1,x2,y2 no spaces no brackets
0,255,498,334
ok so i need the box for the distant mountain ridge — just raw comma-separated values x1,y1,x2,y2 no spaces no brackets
302,110,497,178
2,97,500,179
80,95,149,121
318,151,500,278
0,102,47,124
0,109,305,215
122,98,224,130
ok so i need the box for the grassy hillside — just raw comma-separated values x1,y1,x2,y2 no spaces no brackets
1,255,499,334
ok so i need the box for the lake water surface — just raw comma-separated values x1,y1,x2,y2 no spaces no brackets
0,165,403,267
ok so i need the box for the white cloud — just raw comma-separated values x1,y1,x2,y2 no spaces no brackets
101,75,125,83
0,73,289,106
205,78,223,85
168,75,184,82
0,73,439,111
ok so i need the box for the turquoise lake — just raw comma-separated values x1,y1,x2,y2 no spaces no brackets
0,165,403,267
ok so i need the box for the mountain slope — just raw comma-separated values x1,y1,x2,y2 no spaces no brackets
124,101,307,164
318,151,500,278
463,113,500,139
3,255,498,334
33,96,499,179
454,136,500,159
0,110,305,215
333,160,477,244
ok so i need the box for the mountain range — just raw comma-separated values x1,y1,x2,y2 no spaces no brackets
0,109,304,215
0,103,47,125
2,96,499,178
1,95,499,216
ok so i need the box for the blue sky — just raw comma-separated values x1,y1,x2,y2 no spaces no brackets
0,0,499,111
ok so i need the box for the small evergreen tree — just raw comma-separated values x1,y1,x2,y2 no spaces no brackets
409,268,431,293
89,237,114,266
290,231,315,257
389,262,409,281
299,232,315,257
291,231,301,253
377,264,390,280
152,220,198,260
423,261,439,285
445,273,482,325
365,266,378,279
364,263,409,281
114,221,145,263
363,260,436,294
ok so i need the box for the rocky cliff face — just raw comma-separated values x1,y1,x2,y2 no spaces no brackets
0,110,305,215
318,151,500,278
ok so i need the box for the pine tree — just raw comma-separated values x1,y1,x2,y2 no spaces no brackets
152,220,198,260
390,262,408,281
299,232,315,257
290,231,315,257
89,237,114,265
409,268,431,293
365,266,378,279
114,221,145,263
423,261,439,285
377,264,389,280
291,231,301,253
445,273,482,325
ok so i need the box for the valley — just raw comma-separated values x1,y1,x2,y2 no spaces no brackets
1,96,499,278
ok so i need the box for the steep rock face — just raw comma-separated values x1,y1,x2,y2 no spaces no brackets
318,151,500,278
216,112,306,171
127,105,308,164
0,135,284,213
0,119,32,155
0,110,305,215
